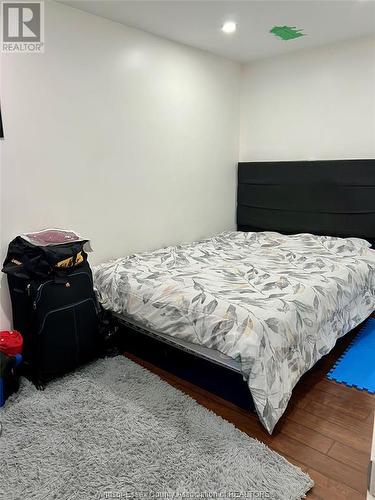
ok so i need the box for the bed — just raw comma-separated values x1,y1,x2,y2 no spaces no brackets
94,159,375,433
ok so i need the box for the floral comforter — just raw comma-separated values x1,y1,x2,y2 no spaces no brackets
93,231,375,433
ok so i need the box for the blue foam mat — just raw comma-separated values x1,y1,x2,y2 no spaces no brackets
327,317,375,393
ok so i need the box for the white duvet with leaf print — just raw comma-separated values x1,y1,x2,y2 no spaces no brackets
94,232,375,433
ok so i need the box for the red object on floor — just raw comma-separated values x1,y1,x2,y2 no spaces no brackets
0,330,23,356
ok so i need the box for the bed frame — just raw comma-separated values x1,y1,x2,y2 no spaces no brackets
115,159,375,410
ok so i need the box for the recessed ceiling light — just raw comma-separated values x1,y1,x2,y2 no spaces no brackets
221,21,237,34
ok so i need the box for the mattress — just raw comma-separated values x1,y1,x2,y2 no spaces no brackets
94,231,375,433
114,313,242,373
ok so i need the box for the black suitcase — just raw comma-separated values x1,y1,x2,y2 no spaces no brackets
3,237,101,386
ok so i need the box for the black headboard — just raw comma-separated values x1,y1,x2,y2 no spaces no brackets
237,159,375,247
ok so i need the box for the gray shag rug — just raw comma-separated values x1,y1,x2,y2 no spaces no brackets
0,356,313,499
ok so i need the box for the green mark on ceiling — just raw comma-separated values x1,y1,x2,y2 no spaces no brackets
270,26,305,41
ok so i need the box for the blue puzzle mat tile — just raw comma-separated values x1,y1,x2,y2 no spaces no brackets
327,317,375,394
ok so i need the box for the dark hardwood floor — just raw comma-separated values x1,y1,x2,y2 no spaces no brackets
124,319,374,500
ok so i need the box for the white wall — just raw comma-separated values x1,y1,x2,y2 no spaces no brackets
240,37,375,161
0,1,241,327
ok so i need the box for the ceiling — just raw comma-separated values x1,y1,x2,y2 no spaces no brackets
61,1,375,62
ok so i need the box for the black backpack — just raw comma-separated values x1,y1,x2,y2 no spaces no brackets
2,236,101,387
0,352,22,406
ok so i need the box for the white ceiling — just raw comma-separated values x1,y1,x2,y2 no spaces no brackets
61,1,375,62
